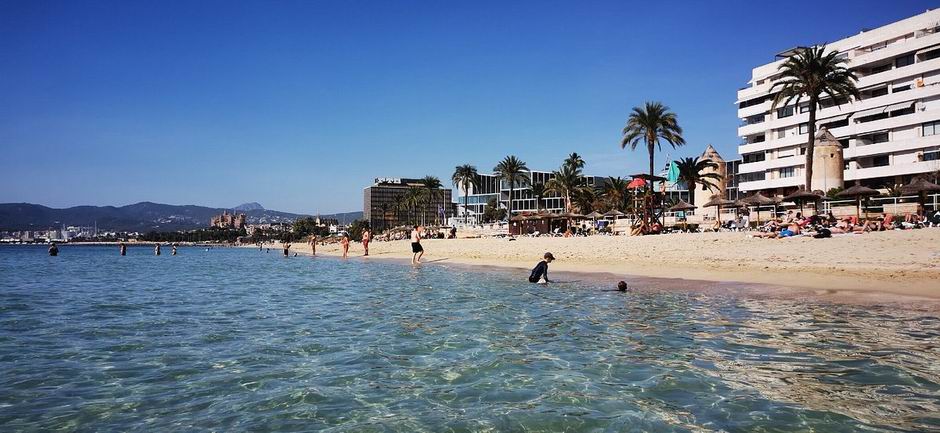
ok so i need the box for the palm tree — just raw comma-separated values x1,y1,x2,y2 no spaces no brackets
674,157,722,206
601,176,630,212
545,164,584,213
493,155,529,219
452,164,479,224
404,186,424,225
620,101,685,223
421,175,443,226
771,45,860,191
392,195,405,226
530,183,547,211
564,152,585,172
378,202,390,231
572,187,598,214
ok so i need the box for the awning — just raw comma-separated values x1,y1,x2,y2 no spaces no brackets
883,100,915,113
852,101,914,120
820,113,851,123
916,44,940,56
853,106,887,119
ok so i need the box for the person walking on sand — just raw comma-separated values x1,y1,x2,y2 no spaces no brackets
528,252,555,284
361,229,371,256
341,234,350,258
119,242,127,256
411,225,424,264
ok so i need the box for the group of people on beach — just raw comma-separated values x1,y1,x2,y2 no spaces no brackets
750,208,940,239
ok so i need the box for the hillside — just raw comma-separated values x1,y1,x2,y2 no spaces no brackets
0,202,361,232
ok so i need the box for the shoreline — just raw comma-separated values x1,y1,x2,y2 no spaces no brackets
257,229,940,302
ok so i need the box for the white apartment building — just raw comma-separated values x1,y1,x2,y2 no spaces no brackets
737,9,940,194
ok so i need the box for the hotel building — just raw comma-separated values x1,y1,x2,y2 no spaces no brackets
736,9,940,195
363,177,454,228
459,170,605,222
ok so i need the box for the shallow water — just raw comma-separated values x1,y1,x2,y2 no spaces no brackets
1,245,939,432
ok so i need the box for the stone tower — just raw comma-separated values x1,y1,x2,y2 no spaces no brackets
693,144,727,217
810,128,844,193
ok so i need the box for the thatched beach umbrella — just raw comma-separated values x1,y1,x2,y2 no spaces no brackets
783,189,823,215
702,195,735,223
741,192,775,224
900,177,940,210
667,200,696,212
585,211,604,219
837,184,880,219
603,209,625,219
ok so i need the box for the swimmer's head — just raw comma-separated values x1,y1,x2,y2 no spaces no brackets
617,281,628,292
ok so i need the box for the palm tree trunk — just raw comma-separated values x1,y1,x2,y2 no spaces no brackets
463,186,469,224
805,95,818,190
648,140,656,224
508,185,514,220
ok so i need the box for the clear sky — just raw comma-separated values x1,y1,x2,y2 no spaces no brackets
1,0,935,214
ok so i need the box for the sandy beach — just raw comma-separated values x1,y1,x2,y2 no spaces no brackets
269,229,940,299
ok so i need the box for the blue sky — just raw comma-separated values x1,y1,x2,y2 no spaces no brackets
1,0,935,214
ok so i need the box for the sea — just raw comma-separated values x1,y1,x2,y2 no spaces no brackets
1,245,938,432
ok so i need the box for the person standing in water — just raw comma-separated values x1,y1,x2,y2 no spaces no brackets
154,244,161,256
528,252,555,284
341,234,350,258
48,242,59,256
411,225,424,264
309,235,316,256
171,244,178,256
283,243,291,257
119,242,127,256
361,229,370,256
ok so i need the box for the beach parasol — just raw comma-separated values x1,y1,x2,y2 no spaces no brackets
603,209,625,219
741,192,775,224
510,214,527,222
627,178,647,189
837,184,880,219
585,211,604,219
900,177,940,195
702,195,735,223
783,189,823,215
667,200,697,212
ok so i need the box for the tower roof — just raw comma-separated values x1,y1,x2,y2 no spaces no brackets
814,127,840,144
698,144,725,163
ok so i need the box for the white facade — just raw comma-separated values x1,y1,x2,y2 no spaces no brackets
736,9,940,193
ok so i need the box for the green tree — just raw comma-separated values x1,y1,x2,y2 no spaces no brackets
674,157,722,206
545,163,584,213
404,186,424,226
452,164,479,224
771,45,860,191
572,187,598,214
601,176,630,212
421,175,443,226
493,155,529,220
482,197,506,222
564,152,585,172
530,182,546,211
620,101,685,223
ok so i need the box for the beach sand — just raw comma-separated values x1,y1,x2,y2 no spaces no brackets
270,229,940,300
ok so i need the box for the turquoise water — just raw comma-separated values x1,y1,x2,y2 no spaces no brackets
1,246,939,432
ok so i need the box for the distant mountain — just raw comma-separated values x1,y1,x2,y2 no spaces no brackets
233,202,264,212
0,202,358,232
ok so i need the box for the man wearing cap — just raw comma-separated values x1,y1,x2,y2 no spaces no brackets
528,252,555,284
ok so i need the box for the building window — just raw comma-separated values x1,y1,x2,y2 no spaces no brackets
868,132,889,143
779,167,795,178
749,134,766,143
839,139,850,148
777,105,794,118
799,103,811,113
925,150,940,161
922,48,940,61
798,123,809,134
890,106,915,117
742,152,766,163
870,63,892,75
872,155,890,167
923,121,940,136
895,53,915,68
822,118,849,129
